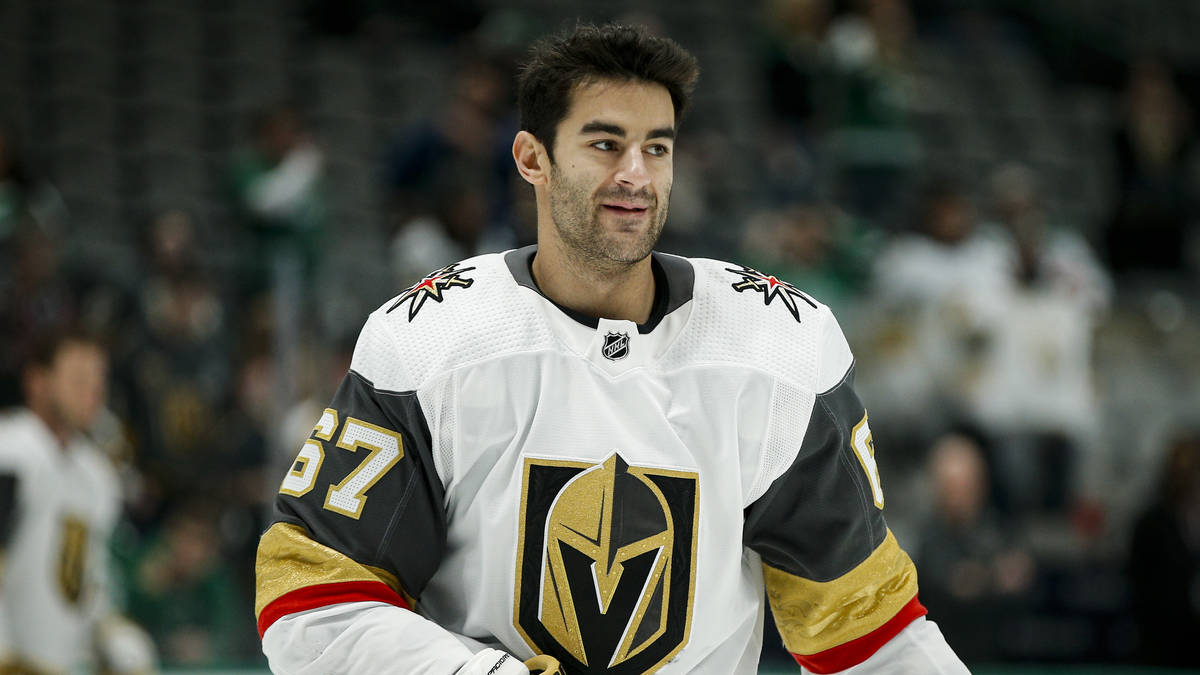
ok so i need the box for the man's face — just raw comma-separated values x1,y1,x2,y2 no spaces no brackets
545,79,676,267
45,342,107,434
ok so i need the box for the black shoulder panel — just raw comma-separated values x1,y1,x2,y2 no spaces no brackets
743,366,887,581
272,369,447,597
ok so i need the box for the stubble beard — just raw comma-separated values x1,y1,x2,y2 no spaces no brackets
548,164,669,272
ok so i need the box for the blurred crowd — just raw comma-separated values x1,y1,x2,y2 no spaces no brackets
1,0,1199,669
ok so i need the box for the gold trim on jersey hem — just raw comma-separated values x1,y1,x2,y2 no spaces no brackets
764,528,918,655
254,522,412,617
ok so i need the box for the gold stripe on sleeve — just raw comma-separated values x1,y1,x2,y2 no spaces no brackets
763,528,918,656
254,521,413,617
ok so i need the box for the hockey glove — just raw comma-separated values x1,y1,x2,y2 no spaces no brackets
456,648,530,675
94,615,158,674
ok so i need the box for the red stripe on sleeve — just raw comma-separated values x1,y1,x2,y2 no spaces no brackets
790,595,928,674
257,580,412,638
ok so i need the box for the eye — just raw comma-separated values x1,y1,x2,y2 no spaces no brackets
591,139,618,152
645,144,671,157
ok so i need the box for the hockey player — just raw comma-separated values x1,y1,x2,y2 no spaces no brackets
0,329,156,672
255,23,969,674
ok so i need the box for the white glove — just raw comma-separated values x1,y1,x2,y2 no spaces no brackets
455,648,530,675
94,615,159,674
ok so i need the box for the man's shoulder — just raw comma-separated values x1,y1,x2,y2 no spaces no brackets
352,250,555,390
0,407,35,433
684,255,832,332
0,409,55,471
374,252,512,325
666,255,845,389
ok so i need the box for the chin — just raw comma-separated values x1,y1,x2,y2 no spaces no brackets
606,251,653,265
603,237,659,264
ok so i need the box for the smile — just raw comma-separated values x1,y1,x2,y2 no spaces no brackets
601,203,649,214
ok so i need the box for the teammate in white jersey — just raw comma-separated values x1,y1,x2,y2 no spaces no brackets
255,22,969,674
0,329,156,673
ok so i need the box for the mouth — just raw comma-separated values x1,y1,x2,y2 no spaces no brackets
601,203,649,216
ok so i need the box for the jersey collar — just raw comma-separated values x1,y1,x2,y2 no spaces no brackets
503,245,695,335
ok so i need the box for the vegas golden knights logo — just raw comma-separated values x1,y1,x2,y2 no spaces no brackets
58,516,89,606
514,453,699,674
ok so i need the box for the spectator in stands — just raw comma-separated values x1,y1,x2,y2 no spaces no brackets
754,0,834,210
384,50,519,286
821,0,921,222
125,495,246,667
1127,430,1200,668
1105,57,1199,278
860,177,1010,461
127,344,277,665
915,433,1035,664
986,163,1111,314
966,163,1111,517
228,103,326,301
0,120,68,246
0,125,130,411
759,0,833,135
0,328,158,672
213,348,274,570
121,210,231,519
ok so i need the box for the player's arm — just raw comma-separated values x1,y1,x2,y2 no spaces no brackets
255,315,537,675
744,311,967,674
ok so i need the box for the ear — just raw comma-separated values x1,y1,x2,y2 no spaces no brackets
513,130,550,186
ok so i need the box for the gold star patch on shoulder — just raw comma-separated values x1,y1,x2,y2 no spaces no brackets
725,265,817,322
387,263,476,321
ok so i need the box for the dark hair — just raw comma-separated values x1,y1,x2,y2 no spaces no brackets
25,325,103,371
517,22,700,161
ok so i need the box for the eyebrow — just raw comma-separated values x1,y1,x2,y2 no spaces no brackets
579,120,676,141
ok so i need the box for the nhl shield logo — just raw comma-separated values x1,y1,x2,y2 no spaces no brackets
601,332,630,361
513,454,699,674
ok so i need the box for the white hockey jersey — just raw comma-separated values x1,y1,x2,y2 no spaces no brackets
0,408,122,671
256,247,963,674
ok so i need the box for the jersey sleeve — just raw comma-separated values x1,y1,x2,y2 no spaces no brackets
743,310,947,673
829,616,968,674
254,313,455,651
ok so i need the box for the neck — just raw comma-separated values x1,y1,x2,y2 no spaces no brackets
31,406,71,448
531,237,656,324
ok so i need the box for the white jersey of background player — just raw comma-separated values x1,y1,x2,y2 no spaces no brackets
256,23,968,675
0,332,155,673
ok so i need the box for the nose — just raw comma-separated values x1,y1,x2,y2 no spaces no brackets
613,146,650,191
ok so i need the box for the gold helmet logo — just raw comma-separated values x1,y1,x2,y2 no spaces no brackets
514,453,699,674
